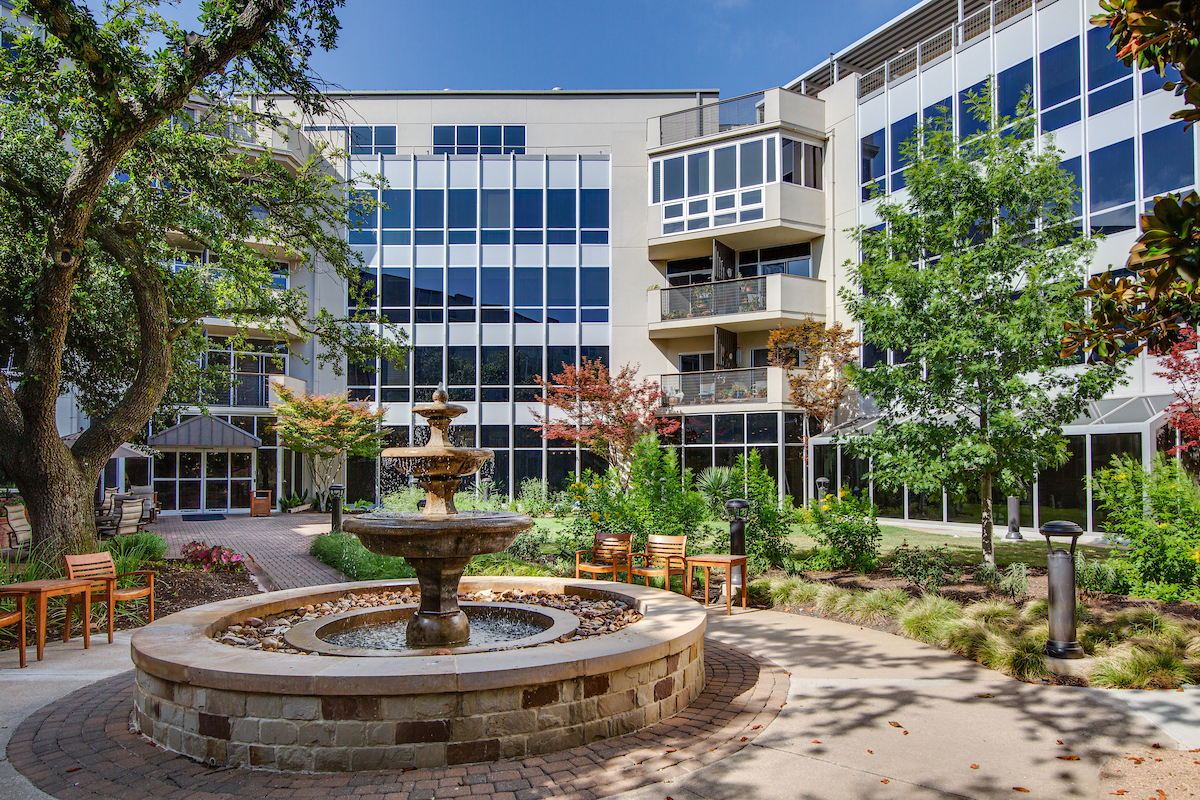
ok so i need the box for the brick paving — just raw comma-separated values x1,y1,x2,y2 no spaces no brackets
7,639,787,800
149,513,345,590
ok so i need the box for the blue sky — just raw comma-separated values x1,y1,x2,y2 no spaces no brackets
298,0,918,97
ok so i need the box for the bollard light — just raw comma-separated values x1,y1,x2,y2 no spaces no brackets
1005,496,1024,540
330,483,345,533
725,499,750,594
816,476,830,500
1040,520,1084,659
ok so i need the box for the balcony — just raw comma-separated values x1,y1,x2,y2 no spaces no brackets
646,273,825,339
658,92,766,147
659,367,788,409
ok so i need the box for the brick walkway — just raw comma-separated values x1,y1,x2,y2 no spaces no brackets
150,513,345,590
7,639,787,800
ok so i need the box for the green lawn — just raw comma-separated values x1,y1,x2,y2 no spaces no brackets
528,518,1114,569
788,523,1113,569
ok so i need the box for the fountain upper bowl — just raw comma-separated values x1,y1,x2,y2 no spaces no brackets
341,510,533,558
381,446,493,478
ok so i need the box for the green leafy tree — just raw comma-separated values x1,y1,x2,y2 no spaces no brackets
0,1,403,556
843,92,1126,566
1064,1,1200,360
271,387,387,512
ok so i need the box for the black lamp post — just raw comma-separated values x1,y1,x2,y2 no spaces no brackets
1040,520,1085,659
725,498,750,597
330,483,345,533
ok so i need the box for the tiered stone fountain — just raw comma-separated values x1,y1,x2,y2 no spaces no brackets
129,389,707,772
341,388,532,648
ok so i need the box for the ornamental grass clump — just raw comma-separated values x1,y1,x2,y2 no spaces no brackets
898,595,962,644
843,587,910,625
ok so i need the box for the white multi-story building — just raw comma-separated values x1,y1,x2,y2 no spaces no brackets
58,0,1194,534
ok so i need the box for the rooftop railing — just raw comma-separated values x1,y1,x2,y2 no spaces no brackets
658,92,765,147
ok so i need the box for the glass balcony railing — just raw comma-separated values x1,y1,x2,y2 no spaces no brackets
660,368,768,406
202,374,269,407
661,277,766,320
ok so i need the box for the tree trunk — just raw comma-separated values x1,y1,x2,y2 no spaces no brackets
309,453,343,512
980,472,996,567
9,431,99,560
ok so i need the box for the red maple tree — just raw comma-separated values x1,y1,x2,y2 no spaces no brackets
533,358,680,487
1155,328,1200,453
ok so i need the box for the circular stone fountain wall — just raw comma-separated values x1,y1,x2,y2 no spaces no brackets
130,577,706,772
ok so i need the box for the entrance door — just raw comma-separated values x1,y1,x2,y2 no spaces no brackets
205,451,254,511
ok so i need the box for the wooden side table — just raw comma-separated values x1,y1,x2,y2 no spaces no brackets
685,554,748,616
2,579,92,660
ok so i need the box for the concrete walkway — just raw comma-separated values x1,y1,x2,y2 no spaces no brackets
149,512,345,589
607,608,1197,800
2,605,1197,799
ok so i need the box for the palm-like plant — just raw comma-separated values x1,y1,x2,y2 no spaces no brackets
696,466,738,517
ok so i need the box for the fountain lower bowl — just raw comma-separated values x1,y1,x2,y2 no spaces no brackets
284,602,579,656
130,577,706,772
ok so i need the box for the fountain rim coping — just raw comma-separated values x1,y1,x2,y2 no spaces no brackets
130,577,707,696
282,601,581,657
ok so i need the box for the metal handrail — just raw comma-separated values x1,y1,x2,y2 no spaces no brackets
659,367,769,406
660,277,766,320
658,92,766,146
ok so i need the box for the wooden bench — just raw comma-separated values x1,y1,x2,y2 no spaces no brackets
64,552,154,643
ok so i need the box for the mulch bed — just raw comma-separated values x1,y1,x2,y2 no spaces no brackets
0,560,260,650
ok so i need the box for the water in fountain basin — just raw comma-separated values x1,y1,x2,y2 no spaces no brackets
323,610,543,651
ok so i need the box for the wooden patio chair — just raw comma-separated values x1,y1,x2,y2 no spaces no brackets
64,551,154,643
3,504,32,557
575,533,633,581
0,590,28,667
629,534,688,591
98,497,143,538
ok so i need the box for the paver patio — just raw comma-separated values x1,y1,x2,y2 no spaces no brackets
150,512,344,589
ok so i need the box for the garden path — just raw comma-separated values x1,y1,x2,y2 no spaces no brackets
149,512,344,589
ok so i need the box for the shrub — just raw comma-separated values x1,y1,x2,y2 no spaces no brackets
1075,552,1134,595
733,450,795,574
696,466,738,518
381,485,424,512
516,478,553,517
463,552,556,577
105,531,167,562
627,435,712,550
891,542,959,594
565,471,640,551
1092,454,1200,600
843,587,910,625
505,531,553,563
806,491,879,572
181,541,245,572
279,491,311,511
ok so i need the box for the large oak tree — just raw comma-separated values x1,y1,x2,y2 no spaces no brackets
0,0,401,556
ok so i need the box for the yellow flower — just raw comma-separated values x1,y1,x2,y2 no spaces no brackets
591,511,600,522
821,504,830,511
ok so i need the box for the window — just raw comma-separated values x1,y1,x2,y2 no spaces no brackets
1089,139,1135,212
381,190,410,229
1090,78,1133,116
580,268,608,306
579,189,608,228
861,129,885,200
680,353,715,372
514,267,542,306
447,189,476,228
959,80,989,138
998,59,1033,120
1144,64,1182,94
414,189,443,228
547,189,575,228
414,267,443,307
740,140,763,187
1041,100,1081,132
714,146,737,192
547,268,575,307
923,96,953,129
890,114,917,190
448,347,475,385
1061,156,1083,217
414,347,442,386
434,124,525,155
480,347,508,385
513,189,542,228
447,268,474,307
663,156,685,201
688,152,709,197
1143,122,1195,197
351,125,396,155
480,268,508,308
381,268,409,307
480,189,509,228
752,348,770,368
1087,25,1129,91
1041,38,1081,109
